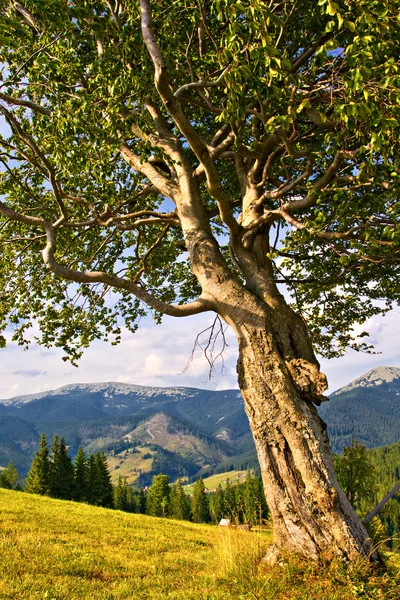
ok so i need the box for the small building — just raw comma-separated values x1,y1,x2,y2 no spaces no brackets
219,518,231,527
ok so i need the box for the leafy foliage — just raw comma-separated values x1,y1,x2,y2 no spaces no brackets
0,0,398,360
0,461,20,489
334,441,376,510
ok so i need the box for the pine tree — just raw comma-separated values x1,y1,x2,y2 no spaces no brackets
86,452,100,505
169,479,190,520
114,476,128,511
224,478,237,521
25,433,52,495
95,452,114,508
147,474,170,517
49,434,60,496
255,477,269,525
235,480,245,524
244,471,258,525
74,446,88,502
52,436,74,500
138,488,147,514
191,478,210,524
210,484,225,523
125,486,138,513
334,441,376,511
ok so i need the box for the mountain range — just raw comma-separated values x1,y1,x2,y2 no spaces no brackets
1,366,400,483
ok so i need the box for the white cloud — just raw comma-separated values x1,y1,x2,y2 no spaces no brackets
0,307,398,400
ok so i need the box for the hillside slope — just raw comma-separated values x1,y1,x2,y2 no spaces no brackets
0,489,398,599
0,488,253,599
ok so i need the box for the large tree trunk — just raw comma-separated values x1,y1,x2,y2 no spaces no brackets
226,299,378,563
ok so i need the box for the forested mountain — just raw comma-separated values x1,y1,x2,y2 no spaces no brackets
320,366,400,452
1,366,400,479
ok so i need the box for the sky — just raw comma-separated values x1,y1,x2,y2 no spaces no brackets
0,306,399,400
0,113,398,400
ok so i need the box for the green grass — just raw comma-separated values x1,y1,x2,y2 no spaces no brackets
1,489,400,600
107,447,155,485
184,470,248,495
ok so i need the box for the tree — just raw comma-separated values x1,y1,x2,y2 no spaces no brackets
0,0,398,561
86,452,100,505
244,471,258,526
147,474,170,517
114,475,128,511
210,484,225,524
223,478,237,522
138,488,147,515
50,435,74,500
95,452,114,508
73,446,88,502
0,462,19,490
169,479,190,520
51,435,75,499
191,478,210,524
335,441,376,512
25,433,52,495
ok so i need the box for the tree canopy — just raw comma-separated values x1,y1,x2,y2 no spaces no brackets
0,0,398,361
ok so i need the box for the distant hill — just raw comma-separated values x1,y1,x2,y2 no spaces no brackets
2,366,400,477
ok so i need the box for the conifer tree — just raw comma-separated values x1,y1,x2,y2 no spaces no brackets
210,484,225,523
334,441,376,511
73,446,88,502
224,478,237,521
114,475,128,511
235,480,245,524
255,477,269,525
25,434,52,495
147,474,170,517
125,486,138,513
52,436,75,500
86,452,100,505
191,478,210,524
243,472,255,525
138,488,147,514
169,479,190,520
50,434,60,493
95,452,114,508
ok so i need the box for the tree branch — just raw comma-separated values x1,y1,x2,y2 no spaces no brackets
0,200,214,317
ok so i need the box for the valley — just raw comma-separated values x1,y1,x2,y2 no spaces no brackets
1,366,400,486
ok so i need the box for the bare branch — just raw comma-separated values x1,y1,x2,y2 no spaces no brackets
182,315,228,379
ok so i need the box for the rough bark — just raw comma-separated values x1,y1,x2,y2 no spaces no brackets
228,295,378,562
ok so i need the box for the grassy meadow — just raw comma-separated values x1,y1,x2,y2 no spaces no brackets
184,470,248,494
1,489,400,600
107,447,156,485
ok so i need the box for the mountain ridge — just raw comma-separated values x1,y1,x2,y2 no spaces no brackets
2,365,400,477
331,366,400,396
